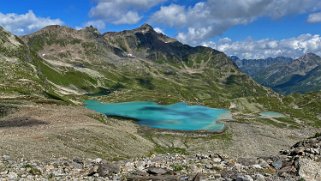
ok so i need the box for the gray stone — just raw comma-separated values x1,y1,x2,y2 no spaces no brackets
87,165,99,176
244,175,254,181
272,159,283,169
94,158,102,163
147,167,168,175
252,164,262,169
72,162,83,169
258,159,269,168
98,163,120,177
254,174,265,181
179,175,190,181
313,148,320,155
298,158,321,181
8,172,18,180
205,164,213,169
235,175,254,181
2,155,11,161
213,158,222,163
235,175,244,181
237,158,257,166
213,164,224,171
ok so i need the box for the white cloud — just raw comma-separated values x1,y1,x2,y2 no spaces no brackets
151,4,187,27
90,0,166,25
151,0,321,44
308,12,321,23
0,10,63,35
203,34,321,59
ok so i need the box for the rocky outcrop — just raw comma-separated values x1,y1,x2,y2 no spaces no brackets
277,135,321,181
298,158,321,181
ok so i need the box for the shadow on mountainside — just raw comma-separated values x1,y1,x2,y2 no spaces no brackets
0,117,48,128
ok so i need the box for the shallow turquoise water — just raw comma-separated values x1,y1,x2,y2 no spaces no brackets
84,100,231,132
260,111,285,118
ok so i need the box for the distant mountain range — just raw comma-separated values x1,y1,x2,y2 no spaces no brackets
232,53,321,94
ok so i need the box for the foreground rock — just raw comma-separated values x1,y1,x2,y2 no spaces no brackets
1,135,321,180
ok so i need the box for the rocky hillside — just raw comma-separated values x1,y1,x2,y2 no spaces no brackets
15,24,272,108
0,27,44,99
1,133,321,180
233,53,321,94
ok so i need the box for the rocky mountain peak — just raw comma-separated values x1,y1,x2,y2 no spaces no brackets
229,56,240,61
0,26,12,37
81,26,100,36
40,25,65,31
25,25,77,38
135,23,155,33
297,53,321,63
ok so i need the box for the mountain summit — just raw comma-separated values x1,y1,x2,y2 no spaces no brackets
0,24,271,106
134,23,155,32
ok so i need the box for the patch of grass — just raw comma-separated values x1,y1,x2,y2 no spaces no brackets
136,77,155,90
170,164,188,172
34,58,97,89
152,145,187,155
24,164,42,175
142,130,188,155
87,113,107,124
309,132,321,139
210,131,233,141
257,118,287,128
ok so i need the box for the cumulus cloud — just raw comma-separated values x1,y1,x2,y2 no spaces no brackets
203,34,321,59
0,10,63,35
90,0,166,25
151,0,321,44
308,12,321,23
151,4,187,27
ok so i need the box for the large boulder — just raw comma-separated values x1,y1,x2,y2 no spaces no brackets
298,158,321,181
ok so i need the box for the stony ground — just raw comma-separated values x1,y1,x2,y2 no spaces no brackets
1,135,321,180
0,103,154,160
0,102,321,180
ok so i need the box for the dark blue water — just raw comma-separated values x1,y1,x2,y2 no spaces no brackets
84,100,231,132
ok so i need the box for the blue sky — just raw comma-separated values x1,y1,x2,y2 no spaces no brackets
1,0,321,59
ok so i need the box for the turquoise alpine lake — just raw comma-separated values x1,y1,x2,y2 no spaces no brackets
84,100,231,132
260,111,285,118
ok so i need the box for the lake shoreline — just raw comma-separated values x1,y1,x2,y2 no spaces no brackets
85,100,231,132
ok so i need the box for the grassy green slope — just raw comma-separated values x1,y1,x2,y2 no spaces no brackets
0,24,315,129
